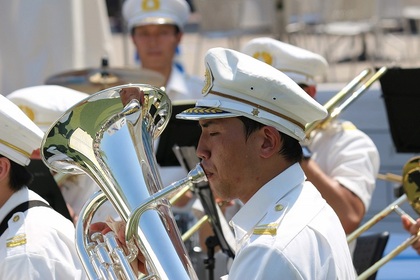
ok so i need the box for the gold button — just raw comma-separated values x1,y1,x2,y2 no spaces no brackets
275,204,284,211
12,215,20,222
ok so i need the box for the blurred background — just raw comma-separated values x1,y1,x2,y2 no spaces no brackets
107,0,420,83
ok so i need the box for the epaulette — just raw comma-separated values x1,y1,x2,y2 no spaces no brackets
252,203,287,236
341,121,357,131
253,222,279,236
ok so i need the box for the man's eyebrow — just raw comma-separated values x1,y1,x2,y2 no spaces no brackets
200,120,216,128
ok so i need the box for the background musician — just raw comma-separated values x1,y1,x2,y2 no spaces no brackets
122,0,201,212
0,94,86,279
122,0,203,104
242,37,380,256
122,0,206,275
7,85,118,225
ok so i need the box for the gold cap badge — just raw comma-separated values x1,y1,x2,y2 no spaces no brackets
252,51,273,66
202,63,214,96
142,0,160,11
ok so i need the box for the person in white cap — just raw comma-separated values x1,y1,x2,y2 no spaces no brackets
242,37,380,256
0,94,87,279
122,0,202,103
122,0,199,198
7,85,118,225
92,47,356,279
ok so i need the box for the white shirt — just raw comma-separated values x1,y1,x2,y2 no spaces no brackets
0,187,87,280
307,120,380,254
308,120,379,211
225,163,356,280
165,65,203,102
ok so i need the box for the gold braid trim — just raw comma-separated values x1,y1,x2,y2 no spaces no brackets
0,139,31,158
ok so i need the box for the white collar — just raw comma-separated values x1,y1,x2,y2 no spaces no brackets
229,163,305,244
0,187,46,222
165,65,189,99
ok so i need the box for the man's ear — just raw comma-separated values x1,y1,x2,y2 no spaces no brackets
0,157,11,181
175,31,183,45
259,126,281,158
305,85,317,98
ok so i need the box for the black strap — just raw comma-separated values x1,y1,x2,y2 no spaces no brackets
0,200,51,237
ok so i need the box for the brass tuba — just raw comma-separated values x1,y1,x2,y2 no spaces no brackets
41,84,206,279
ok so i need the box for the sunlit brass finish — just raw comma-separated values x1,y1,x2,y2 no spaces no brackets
348,156,420,280
305,67,388,138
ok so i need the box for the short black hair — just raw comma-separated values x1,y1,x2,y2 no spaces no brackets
238,116,303,163
0,155,33,191
130,24,181,36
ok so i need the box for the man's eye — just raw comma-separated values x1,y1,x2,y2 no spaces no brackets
209,132,219,136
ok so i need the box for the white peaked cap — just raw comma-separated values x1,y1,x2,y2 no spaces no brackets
176,47,327,141
0,94,44,166
7,85,89,132
123,0,190,31
241,37,328,85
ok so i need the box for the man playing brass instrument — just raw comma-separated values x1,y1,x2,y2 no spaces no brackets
92,47,356,279
242,38,380,256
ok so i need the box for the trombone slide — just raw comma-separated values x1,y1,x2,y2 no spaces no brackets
347,194,409,244
357,231,420,280
305,67,387,137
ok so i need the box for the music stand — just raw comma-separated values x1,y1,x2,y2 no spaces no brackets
173,146,235,280
379,67,420,153
156,101,202,167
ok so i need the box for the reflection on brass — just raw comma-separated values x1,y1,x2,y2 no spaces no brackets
120,87,145,107
41,84,207,279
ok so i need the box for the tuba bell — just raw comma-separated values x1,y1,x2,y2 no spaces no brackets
41,84,207,279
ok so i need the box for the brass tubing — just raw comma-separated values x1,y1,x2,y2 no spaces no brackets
357,231,420,280
377,173,403,183
305,68,372,136
169,185,192,205
323,68,372,114
182,215,209,242
329,67,388,120
347,194,408,244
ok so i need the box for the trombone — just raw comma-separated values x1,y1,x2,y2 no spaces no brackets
348,156,420,280
305,66,388,138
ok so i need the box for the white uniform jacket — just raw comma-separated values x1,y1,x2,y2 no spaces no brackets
0,187,86,280
165,65,203,103
308,120,380,255
307,120,380,213
226,163,356,280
